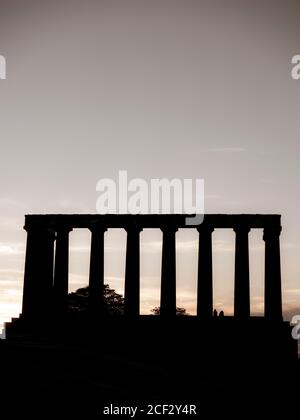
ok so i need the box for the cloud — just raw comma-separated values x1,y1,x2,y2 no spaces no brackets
70,236,293,255
69,245,91,254
260,178,276,185
281,242,300,250
206,147,247,153
0,242,25,256
0,268,24,276
283,289,300,309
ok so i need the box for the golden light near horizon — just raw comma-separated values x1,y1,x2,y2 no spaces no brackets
0,225,287,333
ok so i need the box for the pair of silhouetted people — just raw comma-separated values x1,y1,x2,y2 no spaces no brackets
213,309,224,317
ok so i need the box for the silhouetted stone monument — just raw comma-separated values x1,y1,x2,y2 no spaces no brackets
20,214,284,320
7,213,297,365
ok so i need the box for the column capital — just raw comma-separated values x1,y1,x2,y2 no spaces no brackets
233,224,251,234
24,223,55,234
88,222,107,234
263,225,282,241
125,223,143,233
196,224,214,234
160,224,178,234
55,226,73,235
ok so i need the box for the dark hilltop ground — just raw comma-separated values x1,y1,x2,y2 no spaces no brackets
0,318,299,419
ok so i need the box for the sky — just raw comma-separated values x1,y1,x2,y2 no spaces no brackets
0,0,300,329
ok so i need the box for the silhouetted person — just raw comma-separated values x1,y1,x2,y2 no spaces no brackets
213,309,218,317
219,310,224,317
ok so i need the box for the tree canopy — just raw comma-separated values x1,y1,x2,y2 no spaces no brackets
68,284,124,315
68,285,188,316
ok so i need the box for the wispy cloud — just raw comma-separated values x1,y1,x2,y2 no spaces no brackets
0,242,25,256
206,147,247,153
71,238,296,255
69,245,91,254
284,289,300,296
260,178,275,185
0,268,24,276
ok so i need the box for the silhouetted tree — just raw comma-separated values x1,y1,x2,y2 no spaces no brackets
68,284,125,315
68,286,188,316
151,307,189,316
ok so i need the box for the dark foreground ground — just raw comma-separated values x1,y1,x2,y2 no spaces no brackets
1,318,299,418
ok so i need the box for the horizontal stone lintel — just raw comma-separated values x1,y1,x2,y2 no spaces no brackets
24,213,281,230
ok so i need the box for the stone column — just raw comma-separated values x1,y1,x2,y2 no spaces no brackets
160,225,178,317
88,223,107,315
234,225,251,318
53,226,72,316
124,224,143,317
22,225,55,319
263,225,283,320
197,224,214,318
